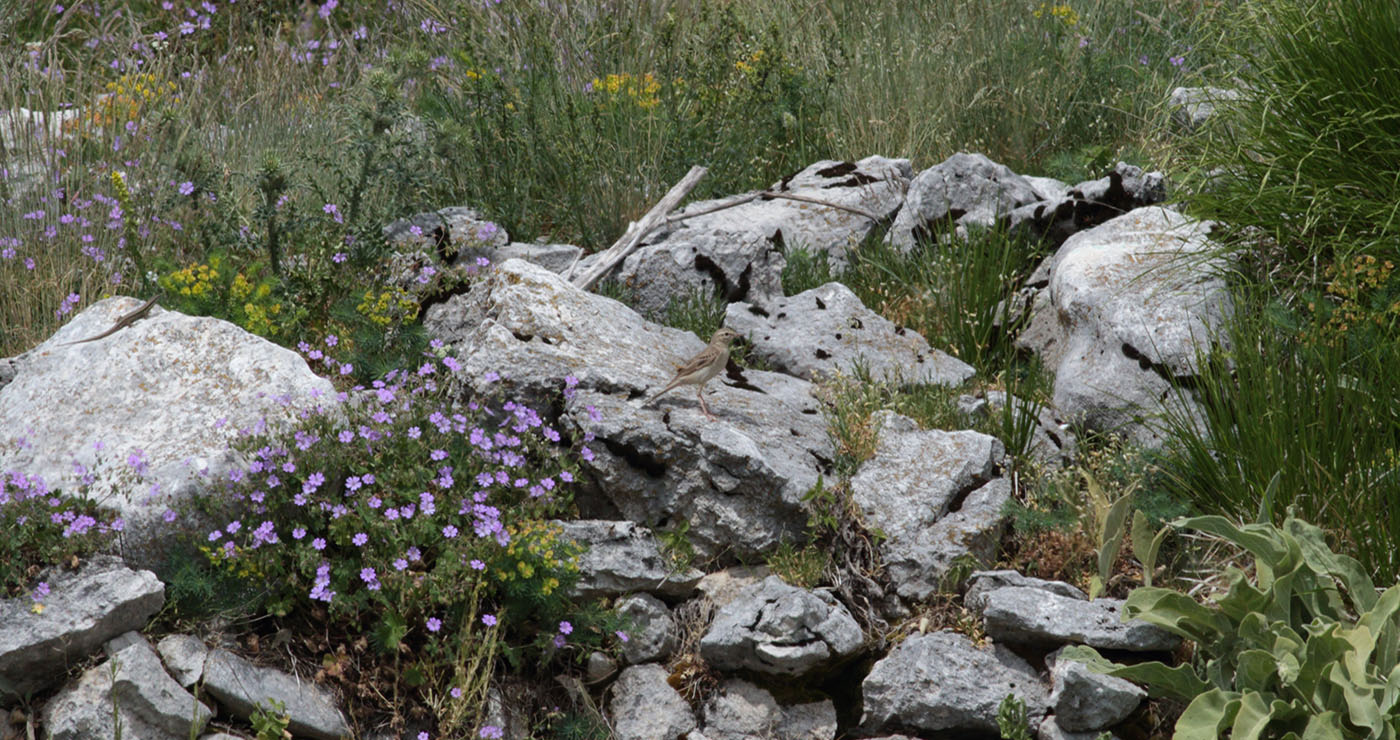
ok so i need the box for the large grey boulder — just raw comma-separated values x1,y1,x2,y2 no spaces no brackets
427,260,832,559
202,649,351,740
609,664,696,740
725,282,973,386
862,631,1048,735
887,153,1043,249
0,298,336,567
850,412,1007,600
42,635,214,740
980,587,1180,652
1020,207,1229,447
702,679,836,740
617,593,677,665
0,557,164,704
556,520,702,599
1047,648,1146,731
699,576,862,677
587,156,911,316
1169,86,1242,131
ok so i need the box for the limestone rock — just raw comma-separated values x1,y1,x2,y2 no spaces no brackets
0,299,336,568
1021,207,1229,447
556,520,702,599
609,664,696,740
862,631,1048,735
590,156,911,316
887,153,1042,250
702,679,836,740
725,282,973,386
0,557,164,704
202,648,350,740
1168,86,1242,131
699,576,862,677
155,634,208,688
964,571,1087,613
42,635,213,740
617,593,677,665
981,587,1180,652
426,257,833,560
1048,648,1146,731
850,412,1006,600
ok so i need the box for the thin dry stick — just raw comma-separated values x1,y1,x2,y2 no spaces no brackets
667,190,882,225
568,167,883,289
570,165,708,290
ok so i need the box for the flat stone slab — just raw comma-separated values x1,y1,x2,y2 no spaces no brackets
202,649,350,740
1048,649,1145,731
726,282,973,386
0,556,164,704
981,587,1180,651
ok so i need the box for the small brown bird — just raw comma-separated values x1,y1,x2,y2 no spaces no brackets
644,327,740,420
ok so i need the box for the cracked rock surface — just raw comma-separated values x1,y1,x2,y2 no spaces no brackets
699,576,862,677
725,282,973,386
862,630,1049,735
850,412,1008,600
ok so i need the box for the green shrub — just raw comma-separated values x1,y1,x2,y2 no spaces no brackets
0,471,117,607
194,348,620,732
1065,511,1400,739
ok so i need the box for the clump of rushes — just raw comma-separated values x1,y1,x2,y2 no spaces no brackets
202,344,619,734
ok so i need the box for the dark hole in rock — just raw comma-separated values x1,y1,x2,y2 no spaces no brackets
600,437,667,479
815,161,857,178
827,172,879,188
511,331,535,343
747,305,770,317
834,333,842,340
815,348,831,360
815,295,826,310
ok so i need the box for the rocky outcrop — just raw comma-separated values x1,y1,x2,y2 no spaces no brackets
202,648,351,740
556,520,703,599
850,412,1008,600
1017,206,1229,447
979,587,1180,652
426,259,832,559
609,664,696,740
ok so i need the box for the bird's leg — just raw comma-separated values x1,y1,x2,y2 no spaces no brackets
697,386,716,421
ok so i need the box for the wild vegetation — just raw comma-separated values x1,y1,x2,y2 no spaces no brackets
3,0,1399,737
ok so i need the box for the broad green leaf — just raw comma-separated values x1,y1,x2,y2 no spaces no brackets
1102,660,1211,702
1123,587,1230,643
1088,574,1104,602
1236,649,1280,692
1231,692,1307,740
1131,510,1170,588
1327,661,1384,734
1285,515,1377,612
1175,689,1241,740
1298,711,1346,740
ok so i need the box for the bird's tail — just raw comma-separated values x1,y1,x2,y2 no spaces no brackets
643,382,678,407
